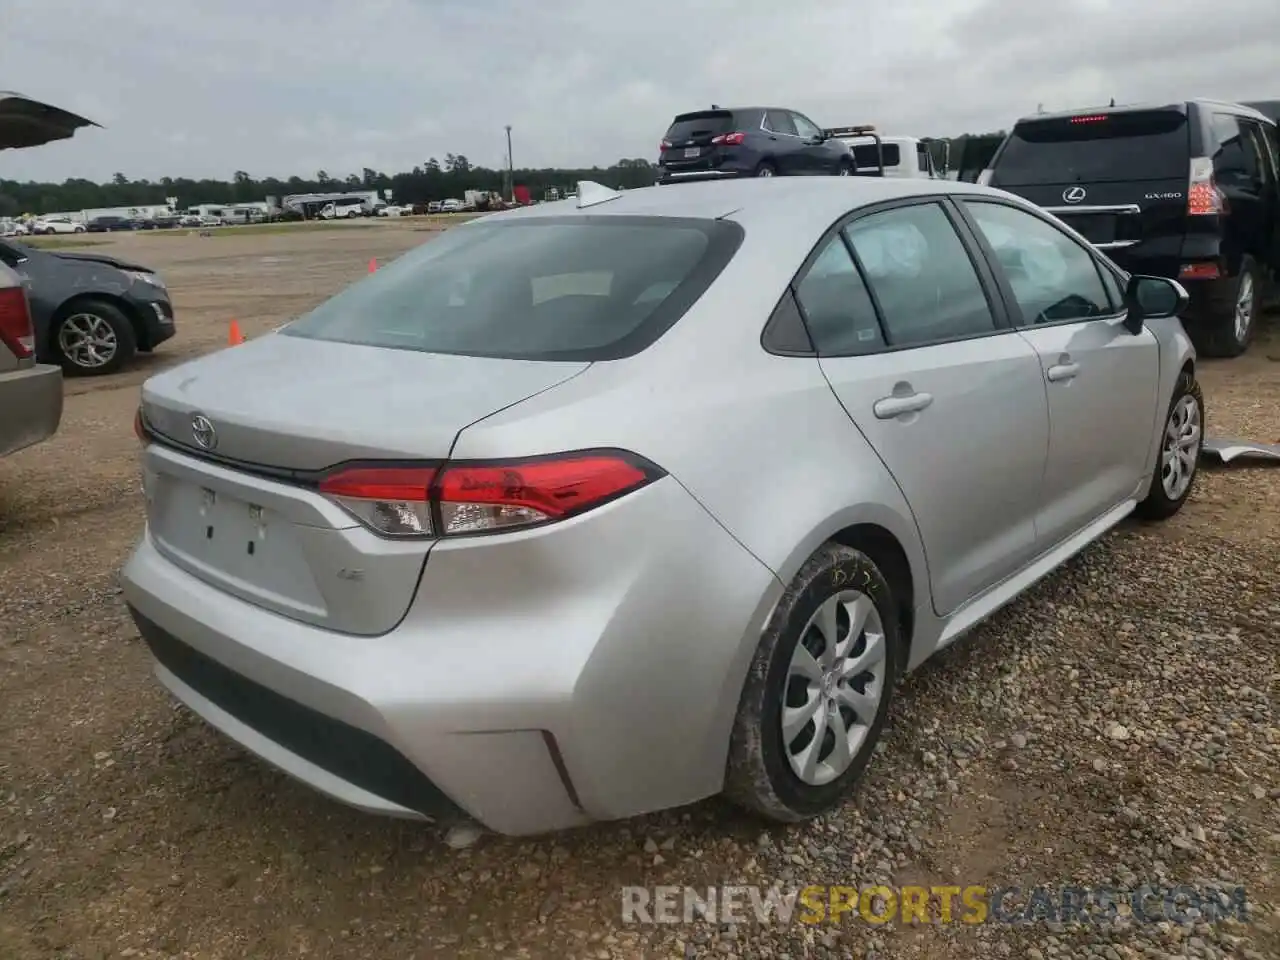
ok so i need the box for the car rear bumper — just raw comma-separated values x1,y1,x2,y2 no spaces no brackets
658,167,748,184
0,363,63,457
121,476,782,835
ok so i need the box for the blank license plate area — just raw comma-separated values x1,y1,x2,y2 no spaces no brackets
684,147,701,158
1062,212,1118,244
150,473,311,597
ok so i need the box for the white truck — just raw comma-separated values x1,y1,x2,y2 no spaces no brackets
828,125,943,179
319,199,366,219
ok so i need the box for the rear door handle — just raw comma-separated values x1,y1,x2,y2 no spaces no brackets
873,392,933,419
1046,362,1080,382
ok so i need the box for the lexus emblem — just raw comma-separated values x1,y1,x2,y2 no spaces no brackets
190,414,217,450
1063,186,1087,204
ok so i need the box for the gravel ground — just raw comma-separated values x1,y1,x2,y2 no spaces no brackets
0,225,1276,959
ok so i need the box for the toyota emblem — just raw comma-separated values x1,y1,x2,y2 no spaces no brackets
1063,186,1087,204
191,414,217,450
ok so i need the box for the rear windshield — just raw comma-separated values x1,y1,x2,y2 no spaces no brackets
665,111,735,141
992,110,1190,186
282,216,743,362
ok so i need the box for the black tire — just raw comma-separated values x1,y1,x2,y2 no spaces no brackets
754,160,777,178
51,298,137,377
1135,369,1204,521
837,159,854,176
1187,258,1259,359
724,543,901,822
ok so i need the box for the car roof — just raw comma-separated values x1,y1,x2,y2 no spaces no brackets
672,106,773,117
1015,98,1272,126
477,177,1019,234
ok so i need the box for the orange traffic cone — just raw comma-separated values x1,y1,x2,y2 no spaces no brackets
368,258,377,273
228,319,245,345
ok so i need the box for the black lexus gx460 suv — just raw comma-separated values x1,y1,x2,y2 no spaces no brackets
980,99,1280,357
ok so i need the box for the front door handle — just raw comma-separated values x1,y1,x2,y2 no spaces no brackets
1046,362,1080,382
873,392,933,419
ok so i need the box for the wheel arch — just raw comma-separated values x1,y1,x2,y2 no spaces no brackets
774,507,930,675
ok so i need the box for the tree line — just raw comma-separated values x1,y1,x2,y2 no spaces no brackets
0,132,1006,217
0,155,661,217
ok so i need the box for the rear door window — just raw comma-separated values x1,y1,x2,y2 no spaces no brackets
766,110,797,136
282,216,742,362
665,111,734,143
794,235,884,354
843,202,998,346
1211,113,1259,184
992,110,1190,185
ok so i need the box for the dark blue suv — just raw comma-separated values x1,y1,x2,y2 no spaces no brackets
657,106,855,183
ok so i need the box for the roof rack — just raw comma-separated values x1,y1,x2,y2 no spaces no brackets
824,124,877,139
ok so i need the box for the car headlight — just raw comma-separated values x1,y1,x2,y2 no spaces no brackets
126,270,166,290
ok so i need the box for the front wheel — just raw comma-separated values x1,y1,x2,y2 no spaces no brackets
1135,369,1204,521
52,299,137,377
754,161,776,178
724,543,900,822
837,160,854,176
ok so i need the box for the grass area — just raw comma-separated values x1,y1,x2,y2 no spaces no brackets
16,213,482,246
21,235,111,249
162,214,482,238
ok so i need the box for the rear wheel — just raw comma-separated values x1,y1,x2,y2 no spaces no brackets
754,160,776,178
52,299,136,377
1188,258,1259,358
724,543,900,822
837,159,854,176
1135,369,1204,521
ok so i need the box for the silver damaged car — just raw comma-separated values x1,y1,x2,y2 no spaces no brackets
123,176,1204,835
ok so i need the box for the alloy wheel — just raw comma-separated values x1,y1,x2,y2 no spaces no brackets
782,591,886,786
1161,394,1201,500
58,312,118,369
1234,273,1254,343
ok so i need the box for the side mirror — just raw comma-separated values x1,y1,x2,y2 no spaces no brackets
1123,274,1189,333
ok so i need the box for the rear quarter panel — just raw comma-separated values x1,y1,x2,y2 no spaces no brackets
448,242,933,659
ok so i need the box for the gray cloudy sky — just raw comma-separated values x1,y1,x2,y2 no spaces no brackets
2,0,1275,182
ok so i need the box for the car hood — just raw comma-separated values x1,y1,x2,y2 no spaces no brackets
50,251,152,272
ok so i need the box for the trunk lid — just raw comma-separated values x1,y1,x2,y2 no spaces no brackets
140,332,588,470
139,333,588,635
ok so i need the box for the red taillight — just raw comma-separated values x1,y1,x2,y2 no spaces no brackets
660,139,672,151
0,286,35,360
317,452,660,539
1179,262,1221,280
436,454,651,535
1187,157,1227,217
1070,114,1109,124
711,131,747,146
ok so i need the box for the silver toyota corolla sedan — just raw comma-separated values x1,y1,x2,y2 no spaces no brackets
123,176,1203,835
